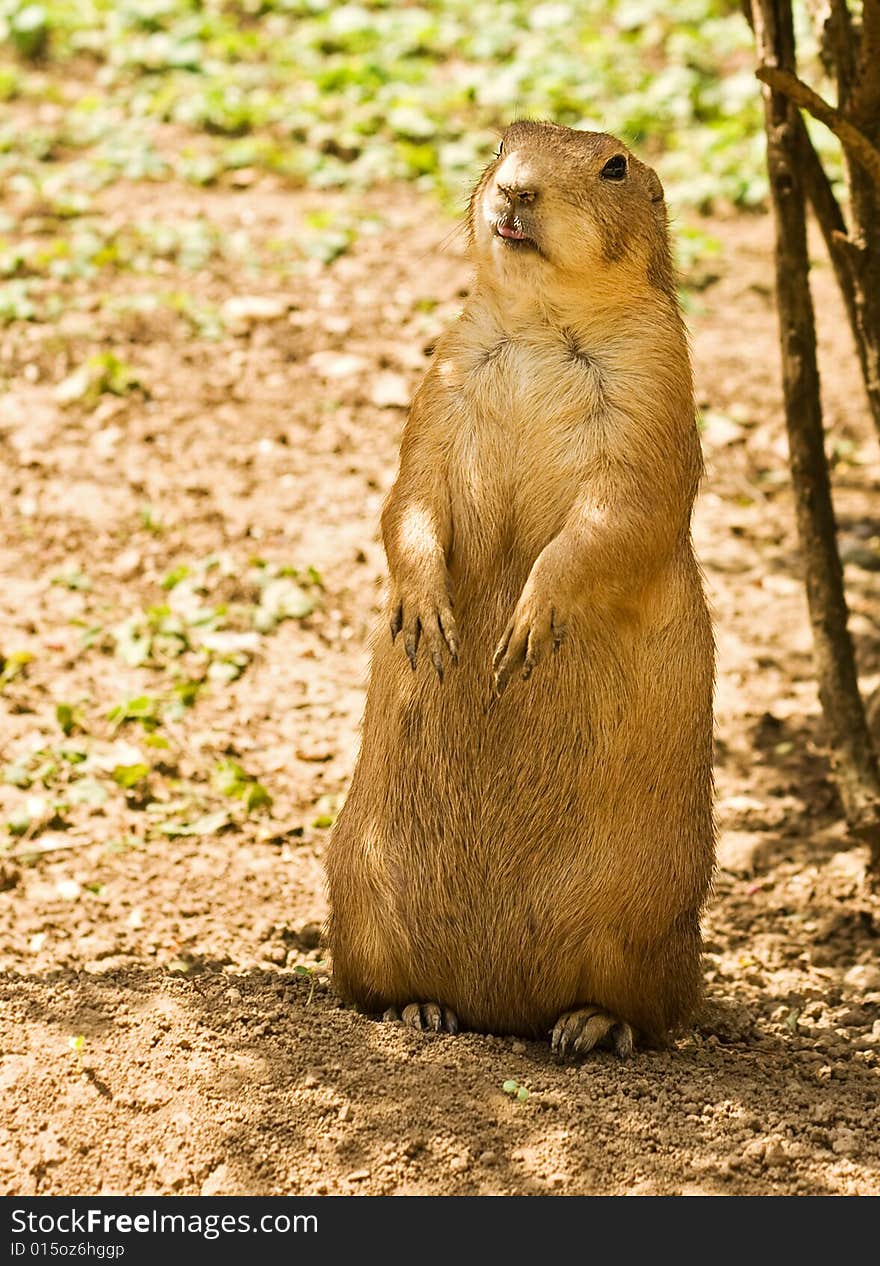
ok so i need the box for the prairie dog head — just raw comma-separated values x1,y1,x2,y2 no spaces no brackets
468,121,673,300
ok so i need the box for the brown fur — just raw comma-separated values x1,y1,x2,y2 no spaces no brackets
325,122,715,1047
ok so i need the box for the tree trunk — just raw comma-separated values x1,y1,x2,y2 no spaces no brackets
751,0,880,872
844,0,880,442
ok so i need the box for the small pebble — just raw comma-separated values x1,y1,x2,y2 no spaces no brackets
763,1141,787,1167
830,1129,857,1156
0,862,21,891
844,965,880,991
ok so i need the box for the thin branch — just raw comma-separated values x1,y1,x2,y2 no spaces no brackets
756,64,880,188
796,114,880,436
788,137,876,438
8,837,91,861
794,112,857,307
827,0,857,107
850,0,880,132
796,112,848,239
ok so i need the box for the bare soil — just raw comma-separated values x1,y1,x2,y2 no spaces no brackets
1,178,879,1196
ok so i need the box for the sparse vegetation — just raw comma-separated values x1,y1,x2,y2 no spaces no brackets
2,550,321,848
502,1079,531,1103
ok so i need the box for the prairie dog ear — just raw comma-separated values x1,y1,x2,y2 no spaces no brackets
645,167,665,204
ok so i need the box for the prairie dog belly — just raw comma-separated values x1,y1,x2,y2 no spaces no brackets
327,120,714,1050
445,330,607,572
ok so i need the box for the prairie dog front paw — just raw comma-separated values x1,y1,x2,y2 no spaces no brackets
492,578,568,696
389,576,459,680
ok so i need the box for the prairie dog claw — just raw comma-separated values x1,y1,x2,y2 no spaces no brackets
551,1007,634,1060
383,1002,460,1034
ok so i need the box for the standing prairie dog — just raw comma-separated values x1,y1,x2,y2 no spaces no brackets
326,121,715,1057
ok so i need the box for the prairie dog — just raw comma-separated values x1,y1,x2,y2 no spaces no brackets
326,121,715,1057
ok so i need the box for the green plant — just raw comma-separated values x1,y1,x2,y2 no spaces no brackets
502,1078,530,1103
67,1034,86,1072
0,650,33,688
55,352,141,406
7,4,50,61
294,963,316,1005
212,759,272,813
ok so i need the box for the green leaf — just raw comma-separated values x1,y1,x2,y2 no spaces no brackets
244,782,272,813
214,759,246,798
0,650,34,687
77,625,104,649
51,570,91,591
311,792,342,829
59,747,88,765
111,763,150,789
207,655,248,683
161,565,191,590
254,578,315,632
173,679,201,709
108,695,160,731
55,702,83,736
114,620,152,667
783,1008,801,1034
31,758,57,785
10,4,49,60
67,780,109,807
294,963,316,1003
7,793,56,836
159,811,229,838
140,504,165,533
213,760,273,812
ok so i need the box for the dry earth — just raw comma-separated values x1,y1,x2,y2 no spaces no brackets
1,175,879,1196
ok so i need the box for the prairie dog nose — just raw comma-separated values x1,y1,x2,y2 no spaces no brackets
497,182,538,206
494,154,540,206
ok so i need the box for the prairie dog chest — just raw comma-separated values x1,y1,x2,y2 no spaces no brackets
445,328,609,548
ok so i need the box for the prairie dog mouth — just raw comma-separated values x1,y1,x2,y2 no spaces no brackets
494,220,538,250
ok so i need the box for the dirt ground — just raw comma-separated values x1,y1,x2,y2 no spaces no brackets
1,172,879,1197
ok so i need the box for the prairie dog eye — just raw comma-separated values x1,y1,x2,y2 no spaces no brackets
600,154,627,181
495,141,504,158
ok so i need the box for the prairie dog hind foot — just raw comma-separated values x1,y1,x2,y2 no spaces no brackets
551,1007,634,1059
383,1003,460,1034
